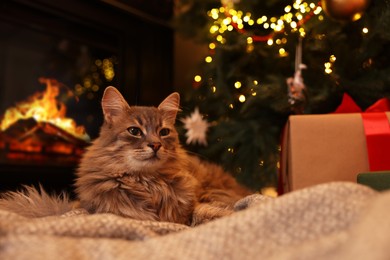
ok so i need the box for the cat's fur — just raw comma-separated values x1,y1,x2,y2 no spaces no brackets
0,87,251,225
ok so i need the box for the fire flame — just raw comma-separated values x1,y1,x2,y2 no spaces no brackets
0,78,90,141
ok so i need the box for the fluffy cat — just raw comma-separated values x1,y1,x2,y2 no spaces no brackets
0,87,251,225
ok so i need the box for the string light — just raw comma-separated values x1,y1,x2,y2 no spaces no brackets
279,48,288,57
324,54,337,74
194,75,202,82
205,56,213,63
209,43,216,49
324,62,332,74
234,81,242,89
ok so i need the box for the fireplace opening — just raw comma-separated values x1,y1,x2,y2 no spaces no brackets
0,0,173,194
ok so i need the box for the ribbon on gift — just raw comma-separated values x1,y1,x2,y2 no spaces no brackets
334,93,390,171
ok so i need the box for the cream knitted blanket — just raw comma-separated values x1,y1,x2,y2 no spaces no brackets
1,182,389,259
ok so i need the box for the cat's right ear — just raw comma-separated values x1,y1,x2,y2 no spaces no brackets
101,86,130,124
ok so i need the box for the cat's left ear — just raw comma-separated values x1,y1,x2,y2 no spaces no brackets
158,92,180,124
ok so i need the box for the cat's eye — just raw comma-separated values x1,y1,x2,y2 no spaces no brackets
159,128,170,137
128,127,143,136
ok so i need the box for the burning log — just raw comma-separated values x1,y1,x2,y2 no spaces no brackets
0,118,88,165
0,118,88,152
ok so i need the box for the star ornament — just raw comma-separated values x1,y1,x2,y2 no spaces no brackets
180,107,209,146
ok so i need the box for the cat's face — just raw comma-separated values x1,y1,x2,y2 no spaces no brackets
99,87,181,171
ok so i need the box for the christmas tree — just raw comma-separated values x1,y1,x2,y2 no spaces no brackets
174,0,390,191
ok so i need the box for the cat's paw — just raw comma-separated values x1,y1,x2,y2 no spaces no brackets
191,203,233,226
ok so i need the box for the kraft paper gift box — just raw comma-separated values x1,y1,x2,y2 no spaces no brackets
280,111,390,193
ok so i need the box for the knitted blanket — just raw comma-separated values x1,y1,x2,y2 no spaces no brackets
1,182,389,259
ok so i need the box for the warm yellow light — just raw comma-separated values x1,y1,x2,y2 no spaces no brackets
362,27,369,34
210,8,219,20
212,86,217,93
248,19,254,26
352,13,362,21
299,28,306,37
279,48,287,56
223,17,232,25
229,103,234,109
325,68,332,74
264,23,270,29
275,24,283,31
210,25,219,34
238,95,246,103
229,9,237,16
285,5,292,12
291,21,297,28
209,43,216,49
267,39,274,46
234,81,242,89
218,27,226,34
253,80,258,85
324,62,333,74
314,7,322,15
247,37,253,44
247,46,253,53
205,56,213,63
194,75,202,82
329,55,336,62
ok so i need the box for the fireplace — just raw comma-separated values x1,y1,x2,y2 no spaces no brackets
0,0,173,194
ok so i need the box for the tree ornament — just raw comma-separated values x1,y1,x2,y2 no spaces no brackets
181,107,209,146
286,38,307,114
321,0,370,21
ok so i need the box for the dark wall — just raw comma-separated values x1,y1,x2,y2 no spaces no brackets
0,0,174,106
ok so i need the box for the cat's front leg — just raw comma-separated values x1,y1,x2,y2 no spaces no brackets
191,202,233,226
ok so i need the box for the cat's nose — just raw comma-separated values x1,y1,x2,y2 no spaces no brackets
148,142,162,152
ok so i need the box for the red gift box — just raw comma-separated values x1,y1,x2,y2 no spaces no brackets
280,94,390,193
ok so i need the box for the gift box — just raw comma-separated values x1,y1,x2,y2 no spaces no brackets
280,95,390,193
